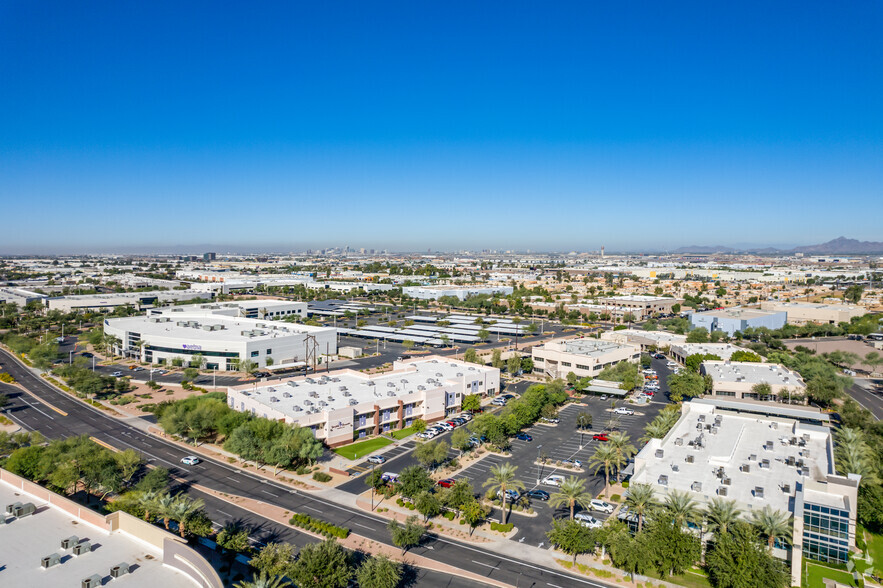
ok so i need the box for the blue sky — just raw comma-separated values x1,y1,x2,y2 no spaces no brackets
1,1,881,253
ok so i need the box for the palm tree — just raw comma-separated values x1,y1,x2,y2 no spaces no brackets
137,489,159,522
234,571,292,588
639,420,671,444
704,497,742,537
750,506,792,551
155,493,177,530
625,483,656,533
482,463,525,525
169,495,205,538
607,432,637,482
664,490,700,528
835,427,880,484
550,476,592,520
589,443,619,499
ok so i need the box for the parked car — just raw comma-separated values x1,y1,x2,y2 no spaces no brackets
436,423,454,431
381,472,399,483
574,512,603,528
599,395,609,401
367,455,386,465
180,456,201,466
666,361,677,368
542,475,565,486
613,407,634,415
458,413,473,421
111,371,123,377
437,478,456,488
514,433,533,441
540,417,560,424
497,489,520,501
592,433,609,441
562,459,582,469
590,499,615,513
653,353,665,359
502,394,515,400
526,489,550,501
491,398,507,406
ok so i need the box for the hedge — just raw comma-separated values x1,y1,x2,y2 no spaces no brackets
490,522,514,533
312,472,332,482
289,513,350,539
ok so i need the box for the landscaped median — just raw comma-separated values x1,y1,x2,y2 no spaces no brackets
332,436,393,460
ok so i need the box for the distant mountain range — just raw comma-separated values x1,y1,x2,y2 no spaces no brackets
672,237,883,255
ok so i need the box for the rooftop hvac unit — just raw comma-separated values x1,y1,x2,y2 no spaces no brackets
436,373,443,377
387,382,395,387
764,441,774,451
349,399,358,406
327,395,335,401
309,391,319,397
339,386,347,391
456,372,463,377
400,379,408,383
698,414,706,422
782,483,791,493
786,456,795,466
332,378,341,382
13,502,35,517
754,487,765,499
672,464,680,472
270,397,279,403
293,406,302,412
722,477,732,486
61,536,80,550
303,400,312,406
761,459,770,469
6,501,21,515
655,449,664,458
73,541,92,556
41,553,61,568
771,422,778,429
110,562,130,578
718,487,728,496
749,454,757,461
283,392,291,398
691,481,702,492
386,391,396,397
82,574,103,588
658,475,669,486
696,423,703,431
741,464,751,473
686,455,695,463
367,381,375,386
710,426,719,435
343,391,351,397
287,382,298,387
417,386,425,391
674,438,684,446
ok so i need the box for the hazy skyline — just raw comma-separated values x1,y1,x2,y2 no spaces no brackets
2,1,881,254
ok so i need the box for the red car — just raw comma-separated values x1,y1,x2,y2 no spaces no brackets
437,478,456,488
592,434,609,442
445,421,459,427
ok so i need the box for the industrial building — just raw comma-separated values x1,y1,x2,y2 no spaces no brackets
46,290,210,313
401,285,514,300
600,329,687,350
595,295,682,320
0,286,46,307
104,302,333,371
0,468,222,588
689,307,786,336
631,399,859,585
701,360,806,402
532,338,640,379
226,357,500,446
760,301,867,325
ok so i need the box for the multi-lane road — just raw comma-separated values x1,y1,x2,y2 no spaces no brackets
0,348,619,588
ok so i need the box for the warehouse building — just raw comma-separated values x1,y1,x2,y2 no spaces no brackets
402,285,514,300
0,468,222,588
148,300,307,321
601,329,687,350
596,295,682,320
532,338,640,379
46,290,210,312
226,357,500,446
104,302,333,371
701,360,806,402
689,307,786,336
759,301,867,325
631,399,859,585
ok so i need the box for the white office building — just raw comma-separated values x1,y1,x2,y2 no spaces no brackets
227,357,500,446
701,360,806,402
402,285,514,300
669,342,756,365
632,399,859,585
46,290,209,312
532,338,640,379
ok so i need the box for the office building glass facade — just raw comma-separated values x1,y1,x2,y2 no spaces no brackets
802,502,850,564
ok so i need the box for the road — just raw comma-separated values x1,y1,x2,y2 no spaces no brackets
845,380,883,420
0,348,620,588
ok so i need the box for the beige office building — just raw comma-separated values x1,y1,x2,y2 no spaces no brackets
760,301,866,325
532,338,640,379
701,360,806,403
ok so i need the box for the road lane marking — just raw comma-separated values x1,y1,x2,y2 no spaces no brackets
19,397,54,420
302,505,323,513
471,561,499,570
90,436,120,452
352,522,372,529
261,490,279,497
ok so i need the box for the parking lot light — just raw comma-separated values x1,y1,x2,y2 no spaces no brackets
536,444,543,484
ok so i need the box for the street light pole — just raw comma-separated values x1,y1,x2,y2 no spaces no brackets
536,444,543,484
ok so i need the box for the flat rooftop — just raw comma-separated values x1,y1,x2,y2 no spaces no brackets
674,343,754,360
702,361,804,387
0,480,198,588
107,314,329,343
537,338,635,359
633,402,831,513
600,295,677,302
693,307,781,320
231,358,494,417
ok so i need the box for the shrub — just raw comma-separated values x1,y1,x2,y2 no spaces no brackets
312,472,332,483
609,494,621,503
444,511,456,521
490,522,514,533
621,481,630,488
288,513,350,538
296,465,310,475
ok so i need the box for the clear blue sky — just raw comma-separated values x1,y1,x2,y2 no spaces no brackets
1,1,881,253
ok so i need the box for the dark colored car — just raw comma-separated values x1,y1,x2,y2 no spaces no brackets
526,489,550,501
515,433,533,441
593,433,609,441
437,478,456,488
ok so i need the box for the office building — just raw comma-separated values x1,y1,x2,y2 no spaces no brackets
226,357,499,446
701,360,806,402
631,399,859,585
532,338,640,379
600,329,687,350
690,307,786,336
46,290,210,313
0,468,222,588
401,285,514,300
669,342,756,365
596,295,682,320
760,301,867,325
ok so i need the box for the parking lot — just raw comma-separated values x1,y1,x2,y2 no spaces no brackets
338,356,675,548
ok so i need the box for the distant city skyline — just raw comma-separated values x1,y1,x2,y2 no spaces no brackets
1,2,881,253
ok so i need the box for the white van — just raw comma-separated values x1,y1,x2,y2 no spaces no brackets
542,475,566,487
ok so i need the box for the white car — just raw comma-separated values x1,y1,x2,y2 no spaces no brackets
574,512,603,528
613,407,634,416
542,475,565,487
590,499,615,513
666,361,677,367
436,423,454,431
180,456,201,466
458,413,473,421
111,371,123,377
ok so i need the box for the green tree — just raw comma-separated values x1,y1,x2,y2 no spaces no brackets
451,427,471,452
663,490,701,528
624,483,656,533
234,571,292,588
589,443,619,499
606,432,636,483
547,518,596,564
290,539,353,588
461,393,481,412
412,418,427,433
686,327,710,343
644,518,700,578
388,515,425,555
749,505,792,551
550,476,592,520
414,440,449,470
461,498,488,536
843,284,864,304
414,490,442,522
667,371,707,402
477,328,491,341
576,411,593,430
705,497,742,537
730,350,762,363
685,353,721,372
397,465,434,498
463,348,479,364
216,522,252,553
168,494,205,538
482,462,525,524
507,355,521,375
491,348,503,369
834,427,879,484
705,523,790,588
355,555,402,588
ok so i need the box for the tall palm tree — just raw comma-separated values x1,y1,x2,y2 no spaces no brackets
704,497,742,537
138,489,159,522
664,490,701,528
169,495,205,538
639,420,671,444
835,427,880,484
155,493,177,530
750,506,792,551
625,483,656,533
482,463,525,525
550,476,592,520
589,443,619,499
606,432,637,483
234,571,292,588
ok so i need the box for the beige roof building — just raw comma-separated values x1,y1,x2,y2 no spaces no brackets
701,360,806,403
760,301,867,325
531,338,640,379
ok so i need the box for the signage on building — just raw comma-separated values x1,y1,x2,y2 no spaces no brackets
183,344,203,351
330,420,349,431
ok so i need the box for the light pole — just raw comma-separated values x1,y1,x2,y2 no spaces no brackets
536,444,543,485
371,462,376,511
